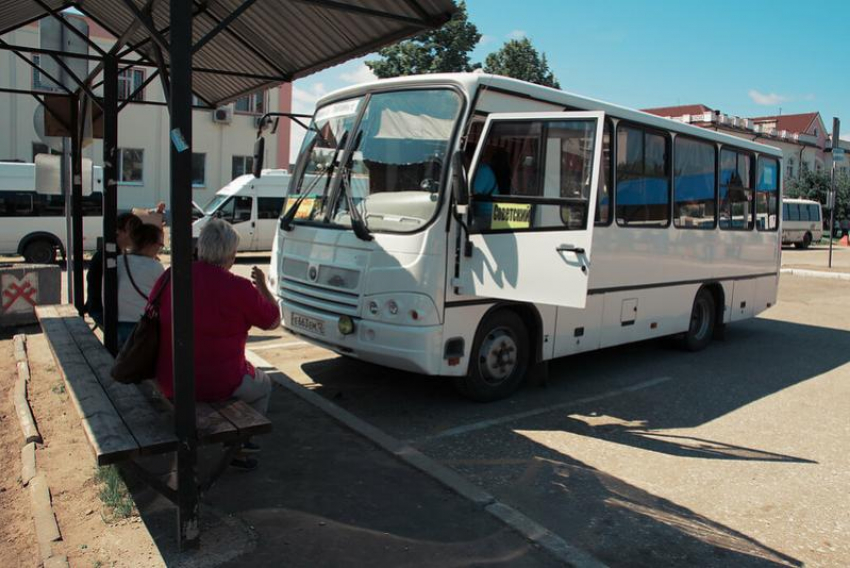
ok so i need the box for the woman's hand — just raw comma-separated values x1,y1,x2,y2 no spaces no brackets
251,266,268,290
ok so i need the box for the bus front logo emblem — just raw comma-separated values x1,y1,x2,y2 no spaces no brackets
308,266,318,281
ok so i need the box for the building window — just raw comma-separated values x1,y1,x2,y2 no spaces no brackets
786,157,795,178
234,92,265,114
31,54,60,92
231,155,254,179
118,148,144,183
192,153,206,187
117,68,146,102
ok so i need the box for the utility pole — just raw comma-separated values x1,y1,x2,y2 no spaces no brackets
829,117,841,268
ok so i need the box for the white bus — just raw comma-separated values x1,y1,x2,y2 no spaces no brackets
0,162,104,263
781,198,822,249
265,73,782,401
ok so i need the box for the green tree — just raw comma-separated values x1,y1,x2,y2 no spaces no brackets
786,170,850,224
365,1,481,78
483,37,560,89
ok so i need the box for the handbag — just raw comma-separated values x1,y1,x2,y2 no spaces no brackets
110,262,171,384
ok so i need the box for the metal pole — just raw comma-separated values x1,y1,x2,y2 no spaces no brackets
102,56,119,354
829,118,840,269
169,0,199,550
62,137,72,303
70,95,84,312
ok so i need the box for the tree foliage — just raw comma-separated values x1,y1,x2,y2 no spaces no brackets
483,37,560,89
365,1,481,78
785,170,850,222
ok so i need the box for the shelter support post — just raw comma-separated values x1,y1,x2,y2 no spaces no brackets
70,95,84,312
169,0,199,550
102,56,119,354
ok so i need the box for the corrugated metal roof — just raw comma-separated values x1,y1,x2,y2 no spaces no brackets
0,0,456,105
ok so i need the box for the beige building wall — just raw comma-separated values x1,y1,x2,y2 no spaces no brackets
0,17,292,211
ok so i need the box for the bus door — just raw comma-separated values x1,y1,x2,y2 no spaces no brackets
459,111,604,308
213,194,255,250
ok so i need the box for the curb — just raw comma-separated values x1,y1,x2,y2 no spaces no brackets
780,268,850,280
14,334,68,567
248,350,609,568
13,335,41,444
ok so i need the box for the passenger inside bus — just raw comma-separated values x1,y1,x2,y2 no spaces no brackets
471,147,511,229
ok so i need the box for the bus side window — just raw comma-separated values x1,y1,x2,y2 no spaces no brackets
0,192,34,216
258,197,285,219
719,149,753,230
615,123,670,227
756,157,778,231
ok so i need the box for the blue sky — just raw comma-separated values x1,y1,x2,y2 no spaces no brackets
289,0,850,160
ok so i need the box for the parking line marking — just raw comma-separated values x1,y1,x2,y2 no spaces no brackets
249,340,308,351
412,376,674,444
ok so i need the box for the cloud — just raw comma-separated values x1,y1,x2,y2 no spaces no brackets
748,89,789,106
507,30,526,40
803,93,816,101
339,63,376,85
291,82,327,113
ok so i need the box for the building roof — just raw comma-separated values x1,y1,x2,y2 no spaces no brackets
750,112,819,135
642,104,713,117
0,0,456,106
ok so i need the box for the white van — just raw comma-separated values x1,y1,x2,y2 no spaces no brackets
194,169,290,251
0,161,104,263
782,198,823,249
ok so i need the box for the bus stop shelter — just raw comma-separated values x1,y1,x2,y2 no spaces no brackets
0,0,455,548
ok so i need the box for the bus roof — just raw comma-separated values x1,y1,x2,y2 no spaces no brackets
318,73,784,158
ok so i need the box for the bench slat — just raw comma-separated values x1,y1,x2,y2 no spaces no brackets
196,403,242,444
211,399,273,438
60,315,178,456
36,306,139,465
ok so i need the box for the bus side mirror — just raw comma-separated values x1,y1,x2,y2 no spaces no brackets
252,136,265,178
452,150,469,206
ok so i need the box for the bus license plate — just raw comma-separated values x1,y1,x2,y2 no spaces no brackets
290,313,325,336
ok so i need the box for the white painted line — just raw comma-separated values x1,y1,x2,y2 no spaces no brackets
248,340,308,351
246,349,609,568
780,268,850,280
413,376,674,444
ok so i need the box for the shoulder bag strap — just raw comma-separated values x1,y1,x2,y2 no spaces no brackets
123,253,149,301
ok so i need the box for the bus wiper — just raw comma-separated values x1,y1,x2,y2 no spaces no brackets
338,131,372,241
280,132,348,231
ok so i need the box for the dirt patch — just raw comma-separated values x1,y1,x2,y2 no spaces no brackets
0,333,39,568
10,331,164,568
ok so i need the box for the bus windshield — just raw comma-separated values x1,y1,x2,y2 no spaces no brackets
288,88,463,233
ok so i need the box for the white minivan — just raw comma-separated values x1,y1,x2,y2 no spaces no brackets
194,169,290,251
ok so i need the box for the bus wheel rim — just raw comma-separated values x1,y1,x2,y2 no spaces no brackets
690,297,710,340
479,327,518,385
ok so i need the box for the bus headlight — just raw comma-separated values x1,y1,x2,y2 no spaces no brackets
362,293,439,326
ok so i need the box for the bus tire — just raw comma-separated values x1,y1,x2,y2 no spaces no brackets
795,232,812,249
23,238,57,264
454,309,529,402
682,288,715,352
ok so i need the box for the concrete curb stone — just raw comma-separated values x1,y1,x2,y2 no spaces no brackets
780,268,850,280
21,441,36,486
29,474,62,561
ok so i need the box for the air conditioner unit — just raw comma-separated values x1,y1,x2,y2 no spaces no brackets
212,106,232,124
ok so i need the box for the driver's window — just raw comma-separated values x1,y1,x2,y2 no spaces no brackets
233,196,253,223
470,118,597,233
214,197,235,220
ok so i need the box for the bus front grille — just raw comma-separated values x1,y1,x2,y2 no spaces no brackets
280,277,359,317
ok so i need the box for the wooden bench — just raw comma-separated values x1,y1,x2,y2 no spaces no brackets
35,304,272,500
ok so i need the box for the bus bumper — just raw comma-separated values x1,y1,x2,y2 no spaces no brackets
280,302,444,375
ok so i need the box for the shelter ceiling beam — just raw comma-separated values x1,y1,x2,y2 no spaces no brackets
118,0,171,54
45,51,102,109
117,68,161,112
191,0,258,55
32,0,108,57
0,12,48,37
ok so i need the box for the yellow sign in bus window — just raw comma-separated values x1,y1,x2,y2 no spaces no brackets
491,202,532,230
285,197,316,219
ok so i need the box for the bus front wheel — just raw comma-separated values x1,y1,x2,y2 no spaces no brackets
682,288,716,352
454,309,529,402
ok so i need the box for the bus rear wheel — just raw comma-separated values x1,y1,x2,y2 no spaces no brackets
454,309,529,402
795,232,812,249
23,239,57,264
682,288,715,352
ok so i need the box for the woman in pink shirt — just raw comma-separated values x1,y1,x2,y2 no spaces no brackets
153,219,280,470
